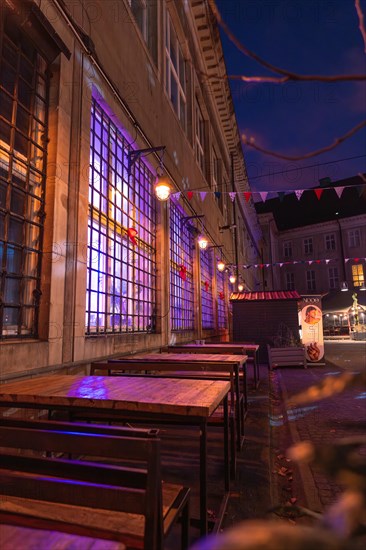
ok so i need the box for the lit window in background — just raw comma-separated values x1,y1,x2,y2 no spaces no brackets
86,100,157,334
352,264,364,287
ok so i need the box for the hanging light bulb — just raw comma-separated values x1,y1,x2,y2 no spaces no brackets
217,260,225,272
198,235,209,250
229,274,236,284
238,283,244,292
154,174,172,201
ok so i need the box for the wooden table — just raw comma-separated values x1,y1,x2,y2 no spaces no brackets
105,352,248,449
165,343,260,389
0,375,230,537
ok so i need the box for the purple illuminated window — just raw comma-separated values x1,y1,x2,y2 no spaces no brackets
217,270,228,329
200,248,214,329
86,99,156,334
170,202,194,331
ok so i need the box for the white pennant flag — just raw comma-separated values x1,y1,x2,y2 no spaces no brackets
325,259,330,264
229,192,236,202
308,260,313,265
259,191,268,202
345,258,350,263
295,189,304,200
172,192,181,201
200,192,207,202
279,263,284,267
335,186,345,198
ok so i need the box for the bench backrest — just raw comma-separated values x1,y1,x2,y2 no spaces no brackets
0,419,163,549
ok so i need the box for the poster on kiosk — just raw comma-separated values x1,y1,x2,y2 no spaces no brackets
299,295,325,364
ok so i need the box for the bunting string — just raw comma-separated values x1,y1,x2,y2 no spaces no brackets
239,257,366,269
171,183,365,202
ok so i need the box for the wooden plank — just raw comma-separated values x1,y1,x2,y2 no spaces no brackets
0,375,230,418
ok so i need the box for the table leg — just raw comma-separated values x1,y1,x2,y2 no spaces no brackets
199,421,208,536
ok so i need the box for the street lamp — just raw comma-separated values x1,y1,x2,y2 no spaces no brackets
335,212,348,292
128,146,173,201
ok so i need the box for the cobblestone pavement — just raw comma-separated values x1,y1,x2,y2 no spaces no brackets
270,340,366,512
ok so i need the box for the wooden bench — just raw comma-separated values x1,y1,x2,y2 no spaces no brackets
267,345,306,370
0,418,190,550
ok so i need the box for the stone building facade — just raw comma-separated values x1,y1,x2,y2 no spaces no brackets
0,0,262,378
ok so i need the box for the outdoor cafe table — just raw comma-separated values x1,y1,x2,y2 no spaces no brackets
0,375,230,536
165,343,260,389
103,352,247,448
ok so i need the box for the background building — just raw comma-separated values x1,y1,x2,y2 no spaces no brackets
0,0,262,378
256,175,366,336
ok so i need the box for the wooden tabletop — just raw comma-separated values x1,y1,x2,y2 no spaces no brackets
167,344,259,352
119,352,247,365
0,375,230,418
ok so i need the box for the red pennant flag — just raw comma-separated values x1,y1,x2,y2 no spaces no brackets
315,188,323,200
127,227,138,245
179,264,187,280
244,192,251,203
219,291,224,300
354,257,359,262
204,281,209,291
316,260,321,264
187,191,194,200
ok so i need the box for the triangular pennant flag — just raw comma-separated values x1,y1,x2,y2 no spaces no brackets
316,259,321,264
187,191,194,200
229,192,236,202
325,259,330,264
254,264,258,268
315,188,323,200
295,189,304,200
243,192,251,203
204,281,210,291
335,186,344,198
199,191,207,202
278,191,285,202
214,191,221,199
172,192,181,201
259,191,268,202
354,257,360,262
308,260,313,265
279,263,284,267
266,264,270,268
179,264,187,280
345,258,350,263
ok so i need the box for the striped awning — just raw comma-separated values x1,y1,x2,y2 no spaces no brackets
230,290,301,301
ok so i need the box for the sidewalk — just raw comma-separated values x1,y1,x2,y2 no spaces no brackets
269,340,365,514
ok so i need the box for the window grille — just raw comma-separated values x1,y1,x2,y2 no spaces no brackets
348,229,360,248
169,202,194,331
200,248,214,329
217,269,227,329
86,99,157,334
0,18,49,337
283,241,292,258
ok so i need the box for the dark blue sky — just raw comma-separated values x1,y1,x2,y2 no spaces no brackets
216,0,366,193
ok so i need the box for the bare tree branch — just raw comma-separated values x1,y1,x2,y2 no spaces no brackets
242,119,366,161
355,0,366,53
207,0,366,82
